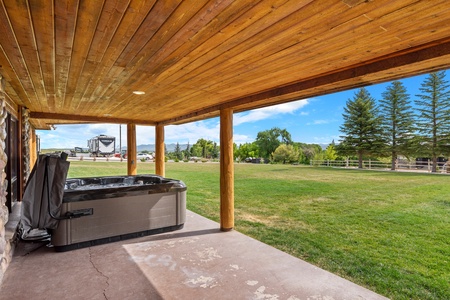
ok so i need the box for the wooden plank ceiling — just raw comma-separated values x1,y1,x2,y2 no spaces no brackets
1,0,450,129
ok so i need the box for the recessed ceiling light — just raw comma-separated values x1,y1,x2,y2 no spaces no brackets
133,91,145,95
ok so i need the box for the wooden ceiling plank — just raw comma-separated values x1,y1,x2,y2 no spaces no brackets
86,0,185,114
62,0,105,111
29,0,56,110
157,33,450,121
156,1,430,92
159,40,450,125
109,0,325,112
114,0,182,68
142,0,307,92
93,0,211,115
136,0,259,77
72,0,131,112
167,2,448,98
54,0,79,111
77,0,158,115
3,0,49,109
0,45,34,108
112,88,206,119
151,0,398,89
59,0,442,118
106,0,248,112
149,0,329,92
210,9,450,97
0,0,44,109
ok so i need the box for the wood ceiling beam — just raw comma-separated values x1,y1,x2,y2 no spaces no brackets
29,111,156,126
159,38,450,126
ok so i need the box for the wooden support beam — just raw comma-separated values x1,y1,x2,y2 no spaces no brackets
17,106,23,201
29,112,157,126
30,128,37,170
220,108,234,231
127,123,137,175
155,124,165,177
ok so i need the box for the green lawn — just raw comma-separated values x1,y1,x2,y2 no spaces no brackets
67,161,450,300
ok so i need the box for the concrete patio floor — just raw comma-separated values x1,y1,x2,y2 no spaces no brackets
0,211,388,300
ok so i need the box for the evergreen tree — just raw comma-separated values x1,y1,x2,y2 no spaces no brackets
379,80,415,170
185,142,191,159
414,71,450,172
174,142,182,160
211,142,219,159
337,88,383,168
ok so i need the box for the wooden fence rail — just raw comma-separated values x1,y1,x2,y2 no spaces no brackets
310,159,448,173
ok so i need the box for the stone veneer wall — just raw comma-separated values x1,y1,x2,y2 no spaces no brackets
0,75,10,284
22,108,30,186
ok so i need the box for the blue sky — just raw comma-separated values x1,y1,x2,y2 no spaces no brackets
37,71,443,149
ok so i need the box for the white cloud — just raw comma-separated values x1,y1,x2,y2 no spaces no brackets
307,119,337,126
234,99,309,126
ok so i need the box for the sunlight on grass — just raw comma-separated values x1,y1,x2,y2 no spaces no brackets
67,161,449,300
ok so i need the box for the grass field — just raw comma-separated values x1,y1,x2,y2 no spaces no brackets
67,161,449,300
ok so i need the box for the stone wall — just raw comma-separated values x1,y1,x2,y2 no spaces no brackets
0,75,10,284
22,108,30,186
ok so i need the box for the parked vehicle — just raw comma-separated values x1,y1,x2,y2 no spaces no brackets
415,157,447,168
137,153,153,161
87,135,115,157
114,150,127,159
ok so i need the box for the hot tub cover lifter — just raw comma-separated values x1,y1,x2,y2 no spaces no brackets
20,153,70,240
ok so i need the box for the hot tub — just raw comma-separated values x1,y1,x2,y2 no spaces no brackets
51,175,186,252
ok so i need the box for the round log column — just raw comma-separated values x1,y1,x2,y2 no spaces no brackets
127,123,137,175
155,124,165,177
220,108,234,231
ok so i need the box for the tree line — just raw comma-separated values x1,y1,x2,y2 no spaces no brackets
338,70,450,172
165,130,327,165
164,71,450,172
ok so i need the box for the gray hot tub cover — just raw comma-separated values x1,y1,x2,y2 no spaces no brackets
20,153,70,240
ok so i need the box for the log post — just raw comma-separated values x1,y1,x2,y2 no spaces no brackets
155,124,165,177
220,108,234,231
127,123,137,175
30,128,37,170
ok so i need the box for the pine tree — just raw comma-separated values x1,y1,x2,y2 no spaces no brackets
414,71,450,172
379,80,415,170
184,142,191,159
174,142,182,160
337,88,383,168
211,142,219,159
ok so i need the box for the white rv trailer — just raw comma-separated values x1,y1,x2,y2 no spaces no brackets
87,135,115,157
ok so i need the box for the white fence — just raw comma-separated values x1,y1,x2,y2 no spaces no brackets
310,159,448,173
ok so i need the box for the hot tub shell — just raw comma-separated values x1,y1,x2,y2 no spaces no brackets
51,175,186,252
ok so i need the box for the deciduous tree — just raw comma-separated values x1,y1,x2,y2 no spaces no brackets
273,144,299,164
255,127,293,160
324,143,337,161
